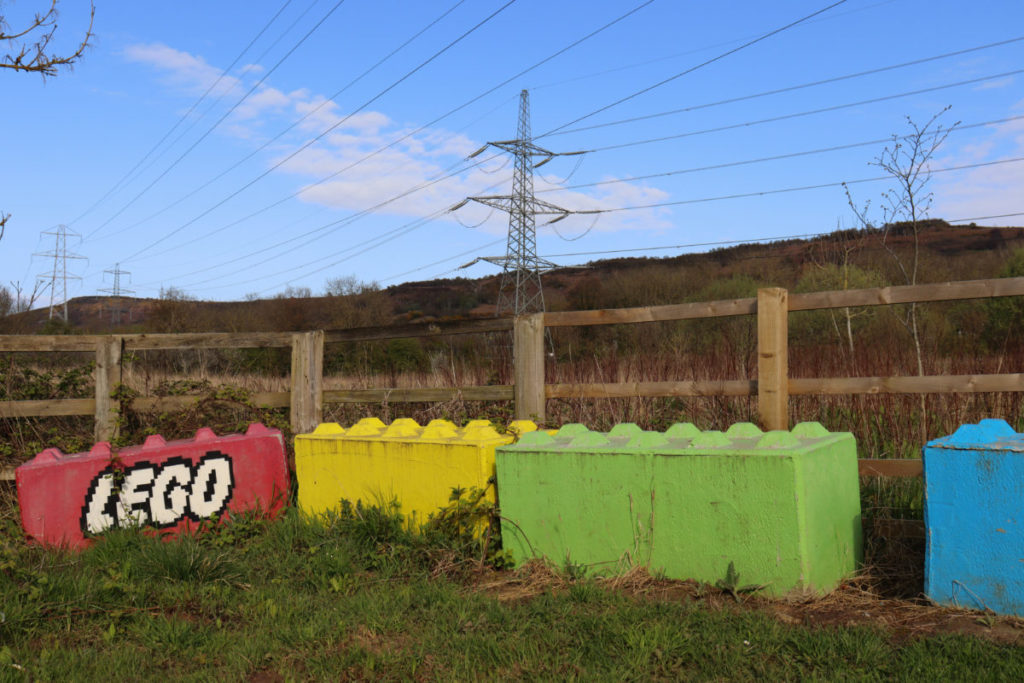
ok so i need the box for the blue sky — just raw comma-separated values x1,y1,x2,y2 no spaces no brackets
2,0,1023,304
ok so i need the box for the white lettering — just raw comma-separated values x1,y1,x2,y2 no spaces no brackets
80,452,235,535
189,455,233,519
83,472,118,534
149,462,192,526
116,466,156,527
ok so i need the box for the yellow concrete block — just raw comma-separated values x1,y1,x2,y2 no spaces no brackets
295,418,537,528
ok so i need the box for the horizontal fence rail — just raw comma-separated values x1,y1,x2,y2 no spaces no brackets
3,275,1024,490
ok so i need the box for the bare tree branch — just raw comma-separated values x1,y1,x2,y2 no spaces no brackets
0,1,94,77
844,107,958,441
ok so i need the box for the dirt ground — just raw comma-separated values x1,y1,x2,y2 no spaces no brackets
475,533,1024,647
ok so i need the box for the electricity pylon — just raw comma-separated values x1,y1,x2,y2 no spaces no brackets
35,224,86,321
99,263,134,324
455,90,584,316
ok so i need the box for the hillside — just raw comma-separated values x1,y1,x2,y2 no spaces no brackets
4,221,1024,335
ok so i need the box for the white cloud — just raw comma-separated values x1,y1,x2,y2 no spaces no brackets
933,107,1024,223
233,86,292,121
122,43,240,99
973,76,1014,91
124,42,675,235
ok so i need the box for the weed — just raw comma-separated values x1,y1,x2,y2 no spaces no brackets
715,561,768,602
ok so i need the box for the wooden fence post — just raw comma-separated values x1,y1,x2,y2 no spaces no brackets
757,288,789,431
290,330,324,434
94,336,122,443
513,313,545,422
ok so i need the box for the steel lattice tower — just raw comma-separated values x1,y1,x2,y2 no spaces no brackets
460,90,583,316
99,263,134,324
35,224,86,321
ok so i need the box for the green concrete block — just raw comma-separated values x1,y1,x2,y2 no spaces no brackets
495,422,862,595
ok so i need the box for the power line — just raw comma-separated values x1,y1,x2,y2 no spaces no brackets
255,213,448,296
564,156,1024,215
380,238,507,283
88,0,326,223
533,114,1024,194
116,0,521,264
539,0,850,138
579,68,1024,154
546,222,1024,260
529,0,905,93
84,0,470,248
540,233,834,260
191,211,446,295
115,0,656,276
240,152,1024,295
539,35,1024,139
948,212,1024,224
84,0,354,241
132,154,505,288
384,211,1024,286
103,3,1015,299
171,35,1017,270
178,170,514,296
205,169,514,296
69,0,298,228
131,139,1024,296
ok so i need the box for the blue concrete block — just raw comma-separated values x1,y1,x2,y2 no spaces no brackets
924,419,1024,615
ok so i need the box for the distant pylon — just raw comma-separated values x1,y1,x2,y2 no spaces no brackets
99,263,134,324
35,225,86,321
454,90,586,316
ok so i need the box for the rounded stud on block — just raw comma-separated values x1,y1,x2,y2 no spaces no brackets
194,427,217,441
725,422,763,438
608,424,643,438
311,423,346,436
462,425,502,442
514,431,555,447
508,420,538,437
383,421,420,438
89,442,112,457
665,423,702,440
422,423,458,440
29,447,64,464
978,418,1017,441
347,418,385,437
556,423,590,438
791,422,830,439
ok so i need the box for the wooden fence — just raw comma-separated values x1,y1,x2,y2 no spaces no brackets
4,275,1024,488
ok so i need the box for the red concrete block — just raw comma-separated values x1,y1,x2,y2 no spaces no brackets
15,423,289,549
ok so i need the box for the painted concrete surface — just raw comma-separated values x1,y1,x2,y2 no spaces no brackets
16,424,289,549
924,419,1024,615
295,418,537,528
495,422,862,596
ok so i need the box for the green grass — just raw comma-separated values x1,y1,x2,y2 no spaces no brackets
0,503,1022,681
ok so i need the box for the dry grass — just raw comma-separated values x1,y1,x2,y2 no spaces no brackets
471,556,1024,646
